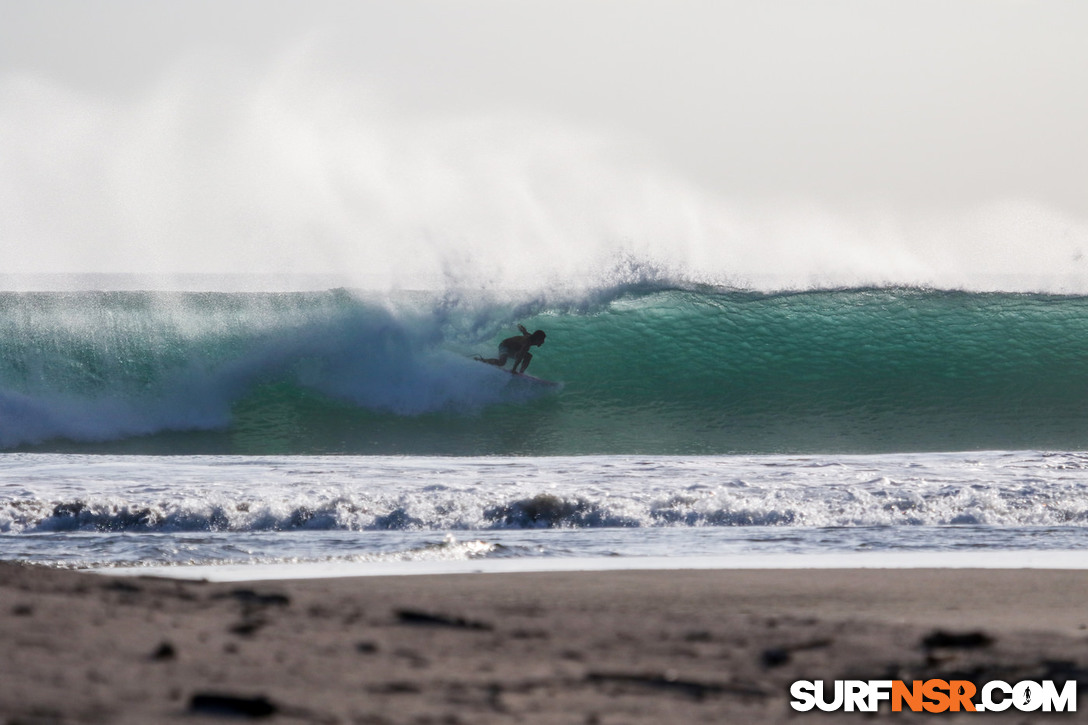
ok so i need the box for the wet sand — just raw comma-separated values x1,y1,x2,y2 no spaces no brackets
2,563,1087,723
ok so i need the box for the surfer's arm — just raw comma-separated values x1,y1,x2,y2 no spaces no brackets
517,324,529,336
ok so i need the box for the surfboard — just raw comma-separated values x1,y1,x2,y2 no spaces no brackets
474,357,560,386
502,369,560,386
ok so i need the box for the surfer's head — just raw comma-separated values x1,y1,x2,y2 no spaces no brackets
530,330,546,345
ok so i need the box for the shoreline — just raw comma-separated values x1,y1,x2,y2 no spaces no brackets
97,549,1088,583
3,562,1087,723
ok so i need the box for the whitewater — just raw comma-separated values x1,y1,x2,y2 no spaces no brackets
4,283,1088,575
5,451,1088,574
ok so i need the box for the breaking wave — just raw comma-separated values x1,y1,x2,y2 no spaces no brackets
4,284,1088,453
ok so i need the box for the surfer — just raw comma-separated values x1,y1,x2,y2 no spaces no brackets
477,324,546,374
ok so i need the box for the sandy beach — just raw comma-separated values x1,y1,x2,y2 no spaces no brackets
2,563,1087,723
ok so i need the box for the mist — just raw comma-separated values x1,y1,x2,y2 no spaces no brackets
2,0,1088,292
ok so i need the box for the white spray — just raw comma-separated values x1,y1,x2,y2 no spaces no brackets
2,44,1088,294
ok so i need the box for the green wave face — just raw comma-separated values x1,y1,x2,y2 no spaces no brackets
531,288,1088,453
4,287,1088,454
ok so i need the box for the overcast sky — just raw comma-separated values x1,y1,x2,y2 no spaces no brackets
2,0,1087,286
5,0,1085,211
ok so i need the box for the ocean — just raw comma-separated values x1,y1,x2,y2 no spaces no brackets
3,284,1088,576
